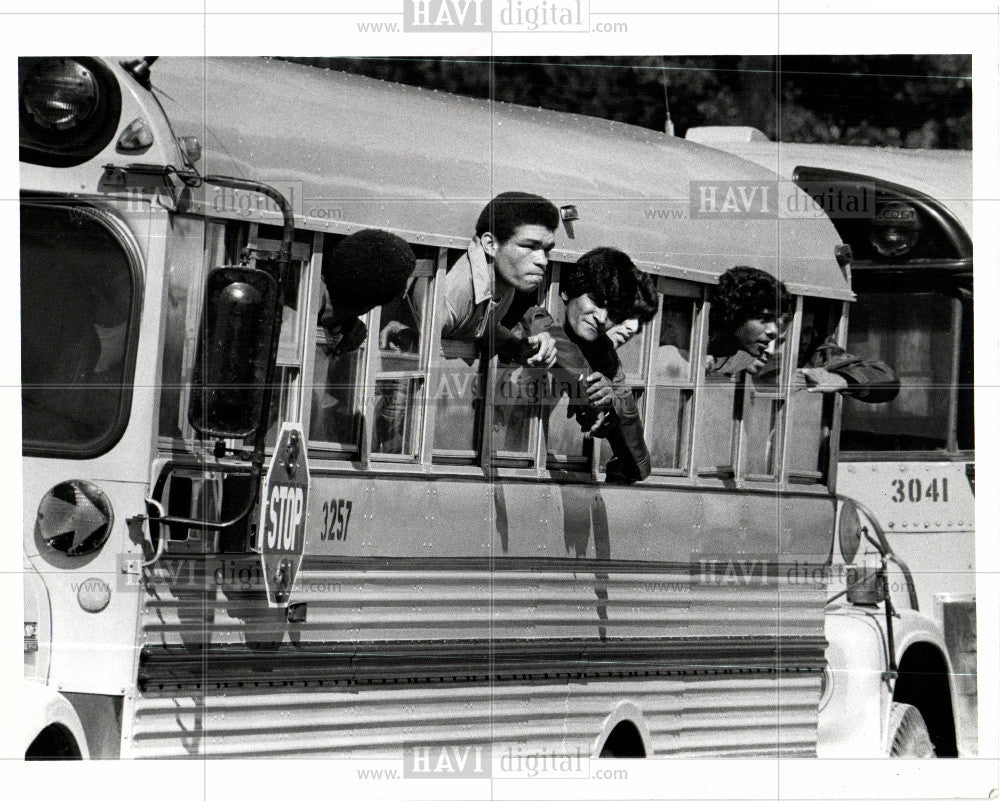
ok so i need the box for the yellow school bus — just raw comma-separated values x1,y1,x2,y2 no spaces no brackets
22,57,961,760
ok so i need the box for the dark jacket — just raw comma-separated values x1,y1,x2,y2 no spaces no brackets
517,306,651,482
802,336,900,404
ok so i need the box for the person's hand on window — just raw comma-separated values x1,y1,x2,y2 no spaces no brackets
379,319,416,352
584,371,614,409
525,330,557,367
798,366,849,393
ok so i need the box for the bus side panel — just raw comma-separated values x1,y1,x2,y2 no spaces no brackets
124,475,829,758
125,672,821,759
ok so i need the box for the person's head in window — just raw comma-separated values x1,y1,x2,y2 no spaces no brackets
561,247,641,342
476,191,559,293
709,266,791,375
320,229,416,355
604,268,657,348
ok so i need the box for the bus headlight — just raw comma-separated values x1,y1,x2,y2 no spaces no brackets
35,480,114,557
870,200,921,259
21,58,99,131
19,57,122,167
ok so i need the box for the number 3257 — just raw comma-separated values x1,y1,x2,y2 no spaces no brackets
321,499,353,541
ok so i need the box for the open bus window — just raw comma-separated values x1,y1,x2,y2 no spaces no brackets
309,283,365,451
841,291,960,452
430,248,484,462
785,298,839,481
649,294,696,471
371,285,426,457
542,288,591,471
21,203,136,456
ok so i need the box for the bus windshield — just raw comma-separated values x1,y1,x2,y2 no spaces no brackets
841,289,970,453
21,203,137,457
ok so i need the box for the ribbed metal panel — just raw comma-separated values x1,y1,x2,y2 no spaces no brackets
126,673,820,758
138,559,823,647
127,557,825,758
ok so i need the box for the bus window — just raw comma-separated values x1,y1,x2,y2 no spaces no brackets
543,286,591,471
431,249,484,462
432,342,483,458
308,316,365,451
492,274,552,465
371,280,427,457
842,291,956,452
649,294,696,472
696,292,739,477
308,233,366,453
741,306,792,482
785,298,839,481
22,203,137,456
596,309,650,474
742,377,783,479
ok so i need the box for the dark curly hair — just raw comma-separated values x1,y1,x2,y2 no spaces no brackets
709,266,791,336
475,191,559,243
561,247,640,324
323,229,416,317
629,269,658,324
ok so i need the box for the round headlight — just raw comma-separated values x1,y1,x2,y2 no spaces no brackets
19,57,122,167
838,498,863,565
870,200,921,259
21,58,100,131
36,480,114,557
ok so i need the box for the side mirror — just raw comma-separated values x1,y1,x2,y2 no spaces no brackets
188,266,278,439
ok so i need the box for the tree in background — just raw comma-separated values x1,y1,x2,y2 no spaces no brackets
280,55,970,150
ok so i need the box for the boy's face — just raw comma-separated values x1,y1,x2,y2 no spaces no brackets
484,223,555,292
564,292,610,342
733,315,784,374
605,317,640,348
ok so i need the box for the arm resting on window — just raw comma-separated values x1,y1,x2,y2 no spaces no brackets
807,337,901,404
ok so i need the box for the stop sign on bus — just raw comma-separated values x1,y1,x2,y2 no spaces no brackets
259,423,309,606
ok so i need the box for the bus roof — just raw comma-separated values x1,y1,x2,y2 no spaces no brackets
701,140,973,235
150,57,851,300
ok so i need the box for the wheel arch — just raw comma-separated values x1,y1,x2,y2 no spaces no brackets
594,701,650,758
893,641,958,757
23,682,89,759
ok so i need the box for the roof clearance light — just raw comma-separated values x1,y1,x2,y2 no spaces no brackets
178,135,202,164
870,200,921,259
22,58,99,131
117,117,154,151
35,480,114,557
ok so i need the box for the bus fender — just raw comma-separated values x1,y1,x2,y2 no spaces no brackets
23,681,89,759
819,610,891,757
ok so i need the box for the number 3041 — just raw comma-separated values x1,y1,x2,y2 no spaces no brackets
890,478,949,504
321,499,353,541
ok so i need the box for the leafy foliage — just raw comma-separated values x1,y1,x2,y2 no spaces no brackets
280,55,970,149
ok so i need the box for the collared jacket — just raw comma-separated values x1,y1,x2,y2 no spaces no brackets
512,306,651,482
410,237,516,343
